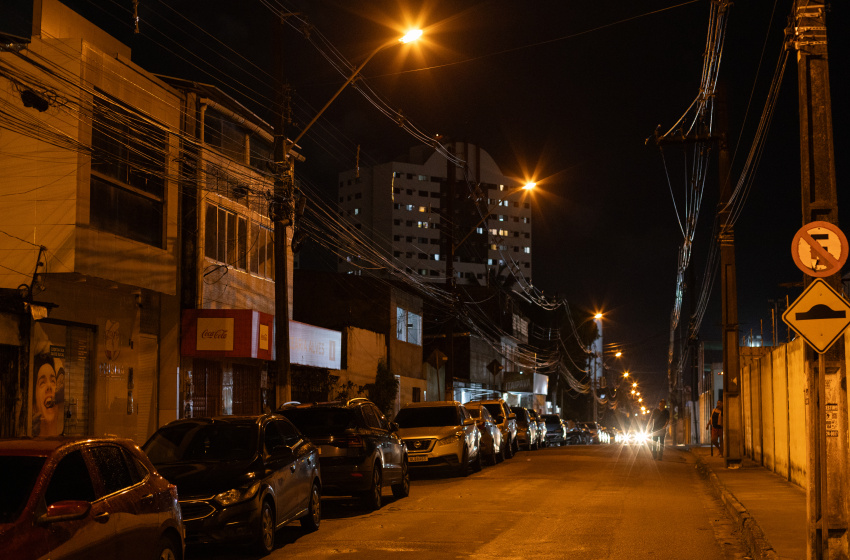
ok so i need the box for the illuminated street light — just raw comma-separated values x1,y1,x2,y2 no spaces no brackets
452,182,536,251
623,371,629,378
274,28,422,402
285,29,423,157
632,382,638,388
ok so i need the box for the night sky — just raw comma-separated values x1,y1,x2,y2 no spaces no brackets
56,0,850,402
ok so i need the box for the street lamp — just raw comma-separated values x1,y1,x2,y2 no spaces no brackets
450,182,536,253
284,29,423,158
443,180,534,400
273,28,422,403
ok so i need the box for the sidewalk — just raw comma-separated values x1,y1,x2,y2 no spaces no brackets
689,445,806,560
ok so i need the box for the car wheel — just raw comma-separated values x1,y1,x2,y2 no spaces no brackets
489,444,498,465
504,439,513,459
254,498,275,556
156,536,179,560
300,481,321,532
391,459,410,499
473,447,483,472
512,438,519,455
457,445,470,477
362,464,382,510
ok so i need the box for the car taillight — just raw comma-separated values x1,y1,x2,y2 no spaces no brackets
344,435,365,448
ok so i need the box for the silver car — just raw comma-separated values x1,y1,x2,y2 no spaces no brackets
464,403,503,464
395,401,482,476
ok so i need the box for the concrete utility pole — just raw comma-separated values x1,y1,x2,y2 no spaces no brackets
788,2,846,558
716,86,742,468
443,143,456,401
273,14,293,406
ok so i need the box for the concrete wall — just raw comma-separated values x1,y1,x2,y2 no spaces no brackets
738,337,809,488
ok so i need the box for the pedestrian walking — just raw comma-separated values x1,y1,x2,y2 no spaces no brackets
707,399,723,457
649,399,670,460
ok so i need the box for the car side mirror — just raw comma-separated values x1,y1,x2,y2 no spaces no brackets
463,418,475,426
508,413,516,420
37,501,91,526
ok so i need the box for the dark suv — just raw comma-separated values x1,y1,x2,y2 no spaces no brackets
143,414,321,556
278,398,409,510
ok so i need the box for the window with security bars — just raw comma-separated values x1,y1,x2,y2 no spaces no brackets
90,94,166,247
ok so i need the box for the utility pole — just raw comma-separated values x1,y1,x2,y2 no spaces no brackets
788,2,846,558
273,13,293,406
716,85,742,468
443,142,456,401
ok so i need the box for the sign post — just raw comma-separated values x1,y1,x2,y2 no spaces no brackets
787,221,850,560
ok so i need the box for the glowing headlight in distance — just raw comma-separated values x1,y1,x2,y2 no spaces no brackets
215,481,261,506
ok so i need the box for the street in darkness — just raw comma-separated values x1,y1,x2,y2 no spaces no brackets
189,445,747,560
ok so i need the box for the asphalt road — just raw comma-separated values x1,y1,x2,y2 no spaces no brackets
188,443,749,560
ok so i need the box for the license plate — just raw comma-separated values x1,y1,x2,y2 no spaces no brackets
408,455,428,463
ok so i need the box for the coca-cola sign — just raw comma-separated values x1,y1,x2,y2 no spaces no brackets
196,318,234,351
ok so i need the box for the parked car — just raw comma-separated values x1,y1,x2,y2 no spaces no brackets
143,414,321,555
464,402,504,464
528,409,547,448
278,398,409,510
579,421,601,444
0,436,184,560
542,413,567,446
466,399,517,457
394,401,482,476
564,420,586,445
510,406,540,451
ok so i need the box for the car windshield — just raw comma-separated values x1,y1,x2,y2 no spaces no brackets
0,456,45,523
543,415,561,425
465,407,481,418
481,404,504,421
279,407,356,437
144,421,258,463
395,406,460,428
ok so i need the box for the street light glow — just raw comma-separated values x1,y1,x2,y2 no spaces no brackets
594,313,603,320
623,371,629,378
522,181,536,190
400,29,423,43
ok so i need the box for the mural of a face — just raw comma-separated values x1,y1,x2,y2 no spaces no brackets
33,354,64,436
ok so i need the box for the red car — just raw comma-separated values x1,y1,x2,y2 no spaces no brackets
0,436,184,560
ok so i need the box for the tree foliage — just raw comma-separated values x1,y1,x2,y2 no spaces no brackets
362,359,399,416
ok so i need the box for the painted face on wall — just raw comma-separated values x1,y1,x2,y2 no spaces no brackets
33,354,63,437
36,361,58,425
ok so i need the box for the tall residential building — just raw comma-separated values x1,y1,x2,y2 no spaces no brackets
337,142,533,286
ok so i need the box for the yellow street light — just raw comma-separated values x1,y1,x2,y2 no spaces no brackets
632,382,638,388
638,397,643,403
594,312,603,320
623,371,629,378
453,182,535,251
400,29,423,43
286,29,423,156
631,389,636,395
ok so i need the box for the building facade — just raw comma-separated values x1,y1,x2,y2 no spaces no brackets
0,0,181,440
337,142,533,286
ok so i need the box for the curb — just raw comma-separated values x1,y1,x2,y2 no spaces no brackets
692,452,779,560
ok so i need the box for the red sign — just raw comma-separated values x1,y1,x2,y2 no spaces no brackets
791,221,849,277
182,309,274,360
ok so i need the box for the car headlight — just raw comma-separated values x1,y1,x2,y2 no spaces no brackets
436,435,460,446
215,481,261,506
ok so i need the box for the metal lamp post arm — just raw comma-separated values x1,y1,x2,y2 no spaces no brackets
286,39,398,155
